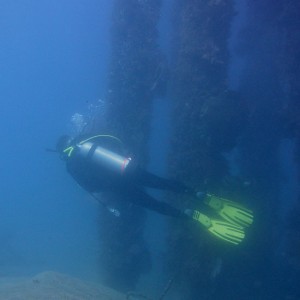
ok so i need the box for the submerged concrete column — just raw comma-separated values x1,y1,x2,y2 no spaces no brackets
97,0,164,292
166,1,240,299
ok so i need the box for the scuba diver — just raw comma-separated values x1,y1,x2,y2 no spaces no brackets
55,134,253,245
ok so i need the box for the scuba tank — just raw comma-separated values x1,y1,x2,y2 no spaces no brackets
76,141,131,175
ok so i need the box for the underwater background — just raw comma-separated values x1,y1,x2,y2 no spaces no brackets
0,0,299,299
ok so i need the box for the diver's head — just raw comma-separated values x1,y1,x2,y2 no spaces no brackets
56,135,74,160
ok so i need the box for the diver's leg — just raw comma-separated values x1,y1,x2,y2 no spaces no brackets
127,166,194,194
121,187,188,219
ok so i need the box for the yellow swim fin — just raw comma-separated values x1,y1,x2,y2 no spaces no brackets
192,210,245,245
204,194,254,228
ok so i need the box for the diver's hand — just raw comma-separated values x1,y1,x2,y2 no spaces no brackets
196,191,206,200
108,207,120,217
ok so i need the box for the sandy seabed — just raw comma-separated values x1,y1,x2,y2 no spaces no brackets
0,271,125,300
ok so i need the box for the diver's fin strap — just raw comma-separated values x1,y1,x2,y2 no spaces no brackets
205,194,254,228
192,211,212,228
192,210,245,245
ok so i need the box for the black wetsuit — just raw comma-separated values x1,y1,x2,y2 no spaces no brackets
65,139,193,218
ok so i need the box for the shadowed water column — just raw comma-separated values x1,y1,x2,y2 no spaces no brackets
277,1,300,298
228,1,293,298
96,0,165,293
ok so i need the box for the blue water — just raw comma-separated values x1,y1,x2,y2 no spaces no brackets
0,0,112,279
1,1,299,299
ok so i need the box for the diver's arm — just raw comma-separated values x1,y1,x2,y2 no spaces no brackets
89,192,120,217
